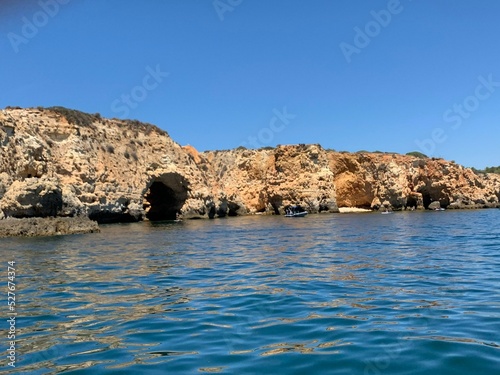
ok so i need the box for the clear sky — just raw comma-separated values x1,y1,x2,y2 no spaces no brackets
1,0,499,168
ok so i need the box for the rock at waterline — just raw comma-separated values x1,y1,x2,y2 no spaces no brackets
0,216,99,237
428,201,442,210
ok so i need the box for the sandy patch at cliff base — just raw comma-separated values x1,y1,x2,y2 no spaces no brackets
338,207,372,213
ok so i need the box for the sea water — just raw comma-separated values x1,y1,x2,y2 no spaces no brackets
1,210,499,374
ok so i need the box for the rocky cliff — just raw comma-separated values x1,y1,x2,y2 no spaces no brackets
0,107,498,227
0,107,223,222
327,151,500,210
200,144,338,215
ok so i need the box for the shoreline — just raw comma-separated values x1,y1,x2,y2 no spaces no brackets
1,205,499,238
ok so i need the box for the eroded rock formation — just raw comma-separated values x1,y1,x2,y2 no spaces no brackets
200,145,338,215
0,107,498,229
0,107,222,222
328,151,500,210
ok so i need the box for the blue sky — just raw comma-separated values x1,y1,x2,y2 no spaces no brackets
1,0,499,168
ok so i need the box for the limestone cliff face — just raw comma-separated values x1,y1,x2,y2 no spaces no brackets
0,107,222,222
200,144,338,215
0,107,498,224
328,151,500,210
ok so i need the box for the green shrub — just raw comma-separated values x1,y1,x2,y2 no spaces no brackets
47,106,98,127
406,151,428,158
484,166,500,174
123,119,167,136
474,166,500,174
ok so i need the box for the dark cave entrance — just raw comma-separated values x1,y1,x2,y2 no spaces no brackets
144,174,189,221
420,191,432,209
227,202,240,216
145,182,178,221
406,195,418,209
269,195,283,215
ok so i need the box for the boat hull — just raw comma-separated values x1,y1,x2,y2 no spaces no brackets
285,212,308,217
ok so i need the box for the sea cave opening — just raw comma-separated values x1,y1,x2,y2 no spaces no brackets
227,202,240,216
420,190,432,209
406,196,418,209
144,175,188,221
269,195,283,215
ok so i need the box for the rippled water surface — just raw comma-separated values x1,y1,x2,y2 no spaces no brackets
1,210,499,374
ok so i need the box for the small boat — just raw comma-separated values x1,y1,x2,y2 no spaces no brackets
434,208,445,211
285,206,308,217
285,211,308,217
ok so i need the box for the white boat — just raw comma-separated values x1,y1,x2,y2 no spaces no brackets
285,206,308,217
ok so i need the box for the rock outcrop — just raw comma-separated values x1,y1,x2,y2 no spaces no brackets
200,144,338,215
0,216,99,238
0,106,499,233
328,151,500,210
0,107,222,223
0,178,63,218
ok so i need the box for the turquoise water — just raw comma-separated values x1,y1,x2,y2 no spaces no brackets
1,210,499,374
